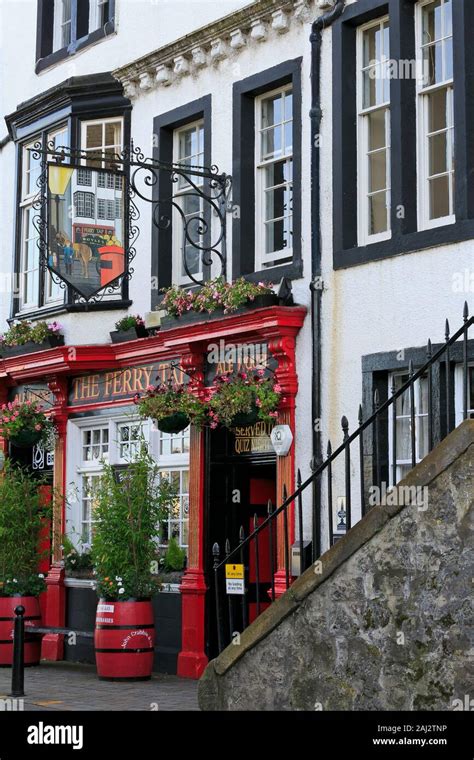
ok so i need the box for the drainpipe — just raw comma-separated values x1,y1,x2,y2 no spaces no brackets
310,0,345,559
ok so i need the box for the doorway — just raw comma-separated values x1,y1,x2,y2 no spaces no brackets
205,426,276,657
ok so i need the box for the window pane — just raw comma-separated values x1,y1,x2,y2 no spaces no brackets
368,109,386,151
261,126,283,161
422,0,443,46
429,132,448,176
423,42,443,86
429,174,450,218
369,150,387,193
265,185,292,222
265,217,292,253
443,0,452,36
261,93,284,129
363,24,383,67
105,121,122,147
428,88,447,132
264,161,292,188
86,124,103,149
369,191,388,235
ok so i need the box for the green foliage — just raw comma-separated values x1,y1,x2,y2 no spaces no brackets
114,314,145,332
135,382,207,428
0,399,56,446
161,277,274,317
61,535,93,574
0,461,51,597
161,537,186,573
0,320,61,347
91,447,176,600
208,371,282,428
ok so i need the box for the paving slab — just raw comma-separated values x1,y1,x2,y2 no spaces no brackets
0,661,199,711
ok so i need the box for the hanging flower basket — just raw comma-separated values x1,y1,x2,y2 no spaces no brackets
208,371,282,430
134,382,207,431
0,399,56,449
155,412,190,435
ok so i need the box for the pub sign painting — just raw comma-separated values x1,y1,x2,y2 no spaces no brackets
47,163,126,299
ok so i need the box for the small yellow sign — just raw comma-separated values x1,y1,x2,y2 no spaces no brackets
225,563,244,579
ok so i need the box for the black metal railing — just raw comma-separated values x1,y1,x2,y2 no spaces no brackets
212,303,472,653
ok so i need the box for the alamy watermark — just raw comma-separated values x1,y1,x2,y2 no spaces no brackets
368,483,429,512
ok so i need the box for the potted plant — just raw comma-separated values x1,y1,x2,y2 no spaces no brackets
208,370,282,429
159,277,277,327
90,446,176,680
135,381,207,434
61,536,94,580
0,462,51,666
0,399,56,449
110,315,148,343
158,537,187,585
0,320,64,357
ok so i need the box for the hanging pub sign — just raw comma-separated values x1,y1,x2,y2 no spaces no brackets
47,162,126,300
68,360,186,407
8,383,55,406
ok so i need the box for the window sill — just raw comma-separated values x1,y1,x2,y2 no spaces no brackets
35,23,115,74
11,299,132,322
334,218,474,269
241,260,303,283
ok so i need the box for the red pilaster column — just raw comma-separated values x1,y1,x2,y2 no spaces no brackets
41,378,68,660
268,336,298,598
177,349,208,679
0,385,8,463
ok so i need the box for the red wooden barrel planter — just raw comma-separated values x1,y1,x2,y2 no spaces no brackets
0,596,42,666
94,600,155,681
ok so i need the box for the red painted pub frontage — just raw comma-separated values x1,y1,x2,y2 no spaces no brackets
0,305,305,678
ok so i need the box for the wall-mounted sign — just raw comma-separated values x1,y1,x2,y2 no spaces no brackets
8,383,55,406
47,163,126,300
69,360,185,406
270,425,293,456
233,420,275,455
205,340,277,385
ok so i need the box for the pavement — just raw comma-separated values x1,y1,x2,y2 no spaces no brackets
0,661,199,711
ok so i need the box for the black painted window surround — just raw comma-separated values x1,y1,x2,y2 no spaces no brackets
232,58,303,282
36,0,115,74
333,0,474,269
151,96,212,310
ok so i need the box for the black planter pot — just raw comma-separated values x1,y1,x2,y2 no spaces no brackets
110,325,148,343
9,429,43,448
230,408,260,427
0,334,65,358
156,413,190,434
160,293,281,330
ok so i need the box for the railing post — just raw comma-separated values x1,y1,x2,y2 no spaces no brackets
268,500,276,602
11,605,25,698
409,360,416,469
297,470,304,576
342,416,351,530
239,526,248,631
212,543,224,654
358,405,365,515
427,340,434,452
225,538,234,642
445,320,451,434
253,515,261,618
463,302,469,421
326,440,333,546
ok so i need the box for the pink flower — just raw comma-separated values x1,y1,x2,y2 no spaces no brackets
269,411,278,418
256,399,262,407
274,384,282,393
146,385,154,392
35,424,42,431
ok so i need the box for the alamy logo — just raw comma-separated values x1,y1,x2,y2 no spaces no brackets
368,484,429,511
207,339,267,367
27,722,84,750
451,695,474,711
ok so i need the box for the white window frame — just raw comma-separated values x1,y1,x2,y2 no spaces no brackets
90,0,110,32
53,0,72,52
356,16,392,247
19,139,42,311
255,84,294,270
80,117,123,169
388,371,429,486
172,119,205,286
46,125,70,304
454,362,474,428
66,415,190,552
416,0,455,231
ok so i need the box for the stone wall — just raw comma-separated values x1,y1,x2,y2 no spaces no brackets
199,420,474,711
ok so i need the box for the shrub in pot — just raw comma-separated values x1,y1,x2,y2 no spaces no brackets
0,462,51,666
135,381,207,434
61,535,93,580
208,370,282,429
90,447,176,680
110,315,148,343
158,537,187,584
0,399,57,449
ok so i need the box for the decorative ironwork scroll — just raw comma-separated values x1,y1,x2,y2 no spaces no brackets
31,142,231,302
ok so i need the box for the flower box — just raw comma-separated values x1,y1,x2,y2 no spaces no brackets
110,324,148,343
160,293,280,330
0,334,64,358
